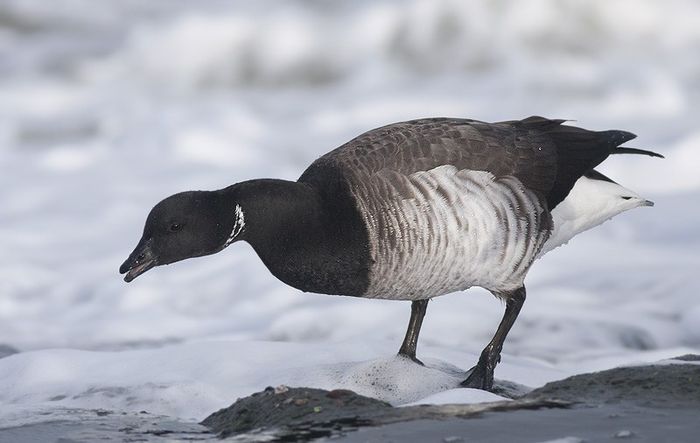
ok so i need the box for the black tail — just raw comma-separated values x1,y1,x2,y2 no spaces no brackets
613,146,665,158
516,117,662,209
586,130,664,158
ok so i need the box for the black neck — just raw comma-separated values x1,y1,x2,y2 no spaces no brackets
218,178,369,296
221,179,324,248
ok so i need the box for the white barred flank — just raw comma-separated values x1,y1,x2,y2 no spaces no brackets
352,166,551,300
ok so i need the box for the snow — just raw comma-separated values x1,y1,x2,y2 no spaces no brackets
1,0,700,430
0,341,527,425
0,340,693,428
402,389,506,407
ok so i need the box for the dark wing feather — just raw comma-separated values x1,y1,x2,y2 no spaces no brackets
299,117,645,210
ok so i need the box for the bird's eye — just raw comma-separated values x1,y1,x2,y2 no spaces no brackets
169,223,182,232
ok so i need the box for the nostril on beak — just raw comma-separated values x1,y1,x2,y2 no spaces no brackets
136,253,146,262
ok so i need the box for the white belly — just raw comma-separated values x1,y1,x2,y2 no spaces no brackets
352,166,551,300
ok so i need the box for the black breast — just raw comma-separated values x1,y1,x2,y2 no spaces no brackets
247,166,372,296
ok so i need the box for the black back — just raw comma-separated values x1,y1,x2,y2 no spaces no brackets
300,116,637,210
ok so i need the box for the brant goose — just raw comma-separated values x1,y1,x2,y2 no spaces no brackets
120,117,662,391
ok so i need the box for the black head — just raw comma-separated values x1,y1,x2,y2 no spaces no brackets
120,190,243,282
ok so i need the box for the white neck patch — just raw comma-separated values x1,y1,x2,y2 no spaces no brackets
224,204,245,248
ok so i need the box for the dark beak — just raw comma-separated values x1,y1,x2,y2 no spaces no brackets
120,238,157,282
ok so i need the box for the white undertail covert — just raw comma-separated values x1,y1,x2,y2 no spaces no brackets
540,175,652,256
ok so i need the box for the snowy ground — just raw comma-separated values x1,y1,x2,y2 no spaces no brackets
1,0,700,432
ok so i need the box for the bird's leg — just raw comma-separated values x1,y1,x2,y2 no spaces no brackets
397,299,429,365
461,286,526,391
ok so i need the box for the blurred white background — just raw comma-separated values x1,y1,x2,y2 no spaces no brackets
1,0,699,366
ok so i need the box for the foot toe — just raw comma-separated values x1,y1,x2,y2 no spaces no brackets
397,353,424,366
460,367,494,391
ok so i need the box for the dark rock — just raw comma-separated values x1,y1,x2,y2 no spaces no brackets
201,386,391,438
524,363,700,408
673,354,700,362
201,385,568,440
202,363,700,441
